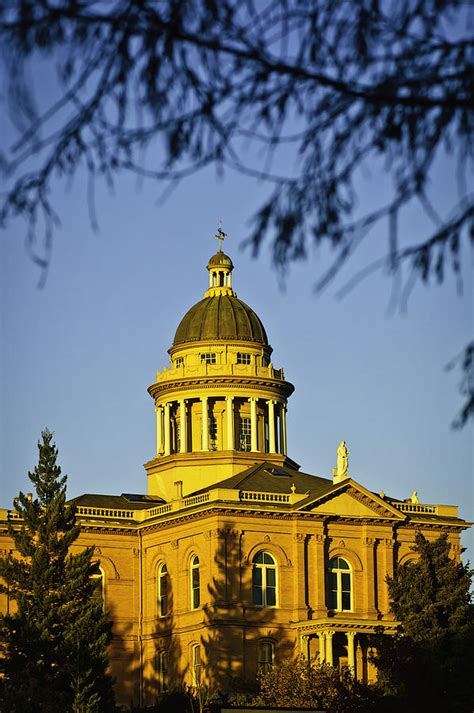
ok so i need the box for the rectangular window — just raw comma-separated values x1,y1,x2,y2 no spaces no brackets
200,353,216,365
175,357,184,367
341,573,351,610
239,417,251,452
175,421,181,453
158,651,168,692
208,415,218,451
252,566,263,606
328,571,338,610
192,644,201,686
266,567,276,606
237,352,251,364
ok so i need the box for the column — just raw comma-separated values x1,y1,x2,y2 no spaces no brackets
267,400,276,453
362,536,377,616
179,400,187,453
347,631,356,673
312,531,327,617
317,632,326,663
201,396,208,451
300,634,310,659
155,405,163,455
381,538,395,616
279,403,287,455
226,396,234,450
249,397,257,452
293,532,307,618
325,631,334,666
164,402,171,456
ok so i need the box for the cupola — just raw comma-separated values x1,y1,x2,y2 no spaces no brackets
145,227,297,501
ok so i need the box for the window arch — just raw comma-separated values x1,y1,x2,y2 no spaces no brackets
157,563,168,618
252,551,277,607
190,555,200,610
158,650,168,692
328,556,352,611
257,639,275,673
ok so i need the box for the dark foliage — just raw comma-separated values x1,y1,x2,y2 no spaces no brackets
0,1,472,422
372,532,474,713
0,429,115,713
255,657,380,712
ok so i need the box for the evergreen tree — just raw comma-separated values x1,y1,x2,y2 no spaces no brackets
373,532,473,713
0,429,115,713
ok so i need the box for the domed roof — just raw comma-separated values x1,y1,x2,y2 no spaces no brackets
173,295,268,346
207,251,234,269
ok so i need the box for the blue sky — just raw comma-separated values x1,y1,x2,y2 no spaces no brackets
1,69,472,565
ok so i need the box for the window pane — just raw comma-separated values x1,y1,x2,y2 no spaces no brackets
266,586,276,606
253,567,262,585
192,568,200,589
266,568,276,586
329,571,337,589
338,558,350,570
263,552,275,565
341,573,351,591
193,587,200,609
342,591,351,610
328,589,337,610
253,585,263,606
254,552,264,564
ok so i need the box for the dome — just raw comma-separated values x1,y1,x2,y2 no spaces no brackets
207,251,234,269
173,295,268,346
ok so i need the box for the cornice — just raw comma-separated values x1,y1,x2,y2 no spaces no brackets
148,375,294,399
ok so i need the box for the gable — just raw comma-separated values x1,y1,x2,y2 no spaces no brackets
300,481,405,520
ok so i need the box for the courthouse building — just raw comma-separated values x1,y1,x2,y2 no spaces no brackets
0,236,469,707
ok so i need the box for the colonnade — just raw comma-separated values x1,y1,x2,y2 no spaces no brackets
155,395,287,457
301,630,357,671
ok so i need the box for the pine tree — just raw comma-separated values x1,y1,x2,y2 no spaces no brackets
373,532,473,713
0,430,115,712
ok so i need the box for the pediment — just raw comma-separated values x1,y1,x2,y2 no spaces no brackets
299,480,405,520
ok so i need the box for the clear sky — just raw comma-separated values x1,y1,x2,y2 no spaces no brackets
1,65,472,565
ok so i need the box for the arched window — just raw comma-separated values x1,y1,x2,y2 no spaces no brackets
257,640,275,673
328,556,352,611
252,551,277,606
190,555,200,610
158,650,168,693
191,643,201,686
157,563,168,618
91,565,105,606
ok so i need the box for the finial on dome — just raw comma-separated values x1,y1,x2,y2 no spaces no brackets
214,221,227,252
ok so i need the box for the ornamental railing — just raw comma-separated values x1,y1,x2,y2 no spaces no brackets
391,502,435,514
2,491,456,525
240,491,290,503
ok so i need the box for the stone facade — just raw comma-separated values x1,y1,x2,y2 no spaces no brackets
0,241,469,707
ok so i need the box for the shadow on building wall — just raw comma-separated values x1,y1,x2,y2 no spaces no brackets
143,570,186,707
201,524,293,697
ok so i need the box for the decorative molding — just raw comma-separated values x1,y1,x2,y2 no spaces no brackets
263,534,271,543
346,486,400,518
170,539,179,550
293,533,305,543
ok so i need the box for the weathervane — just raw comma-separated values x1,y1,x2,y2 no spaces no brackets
214,221,227,252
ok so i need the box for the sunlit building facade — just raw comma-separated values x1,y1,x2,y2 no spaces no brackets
0,239,469,707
